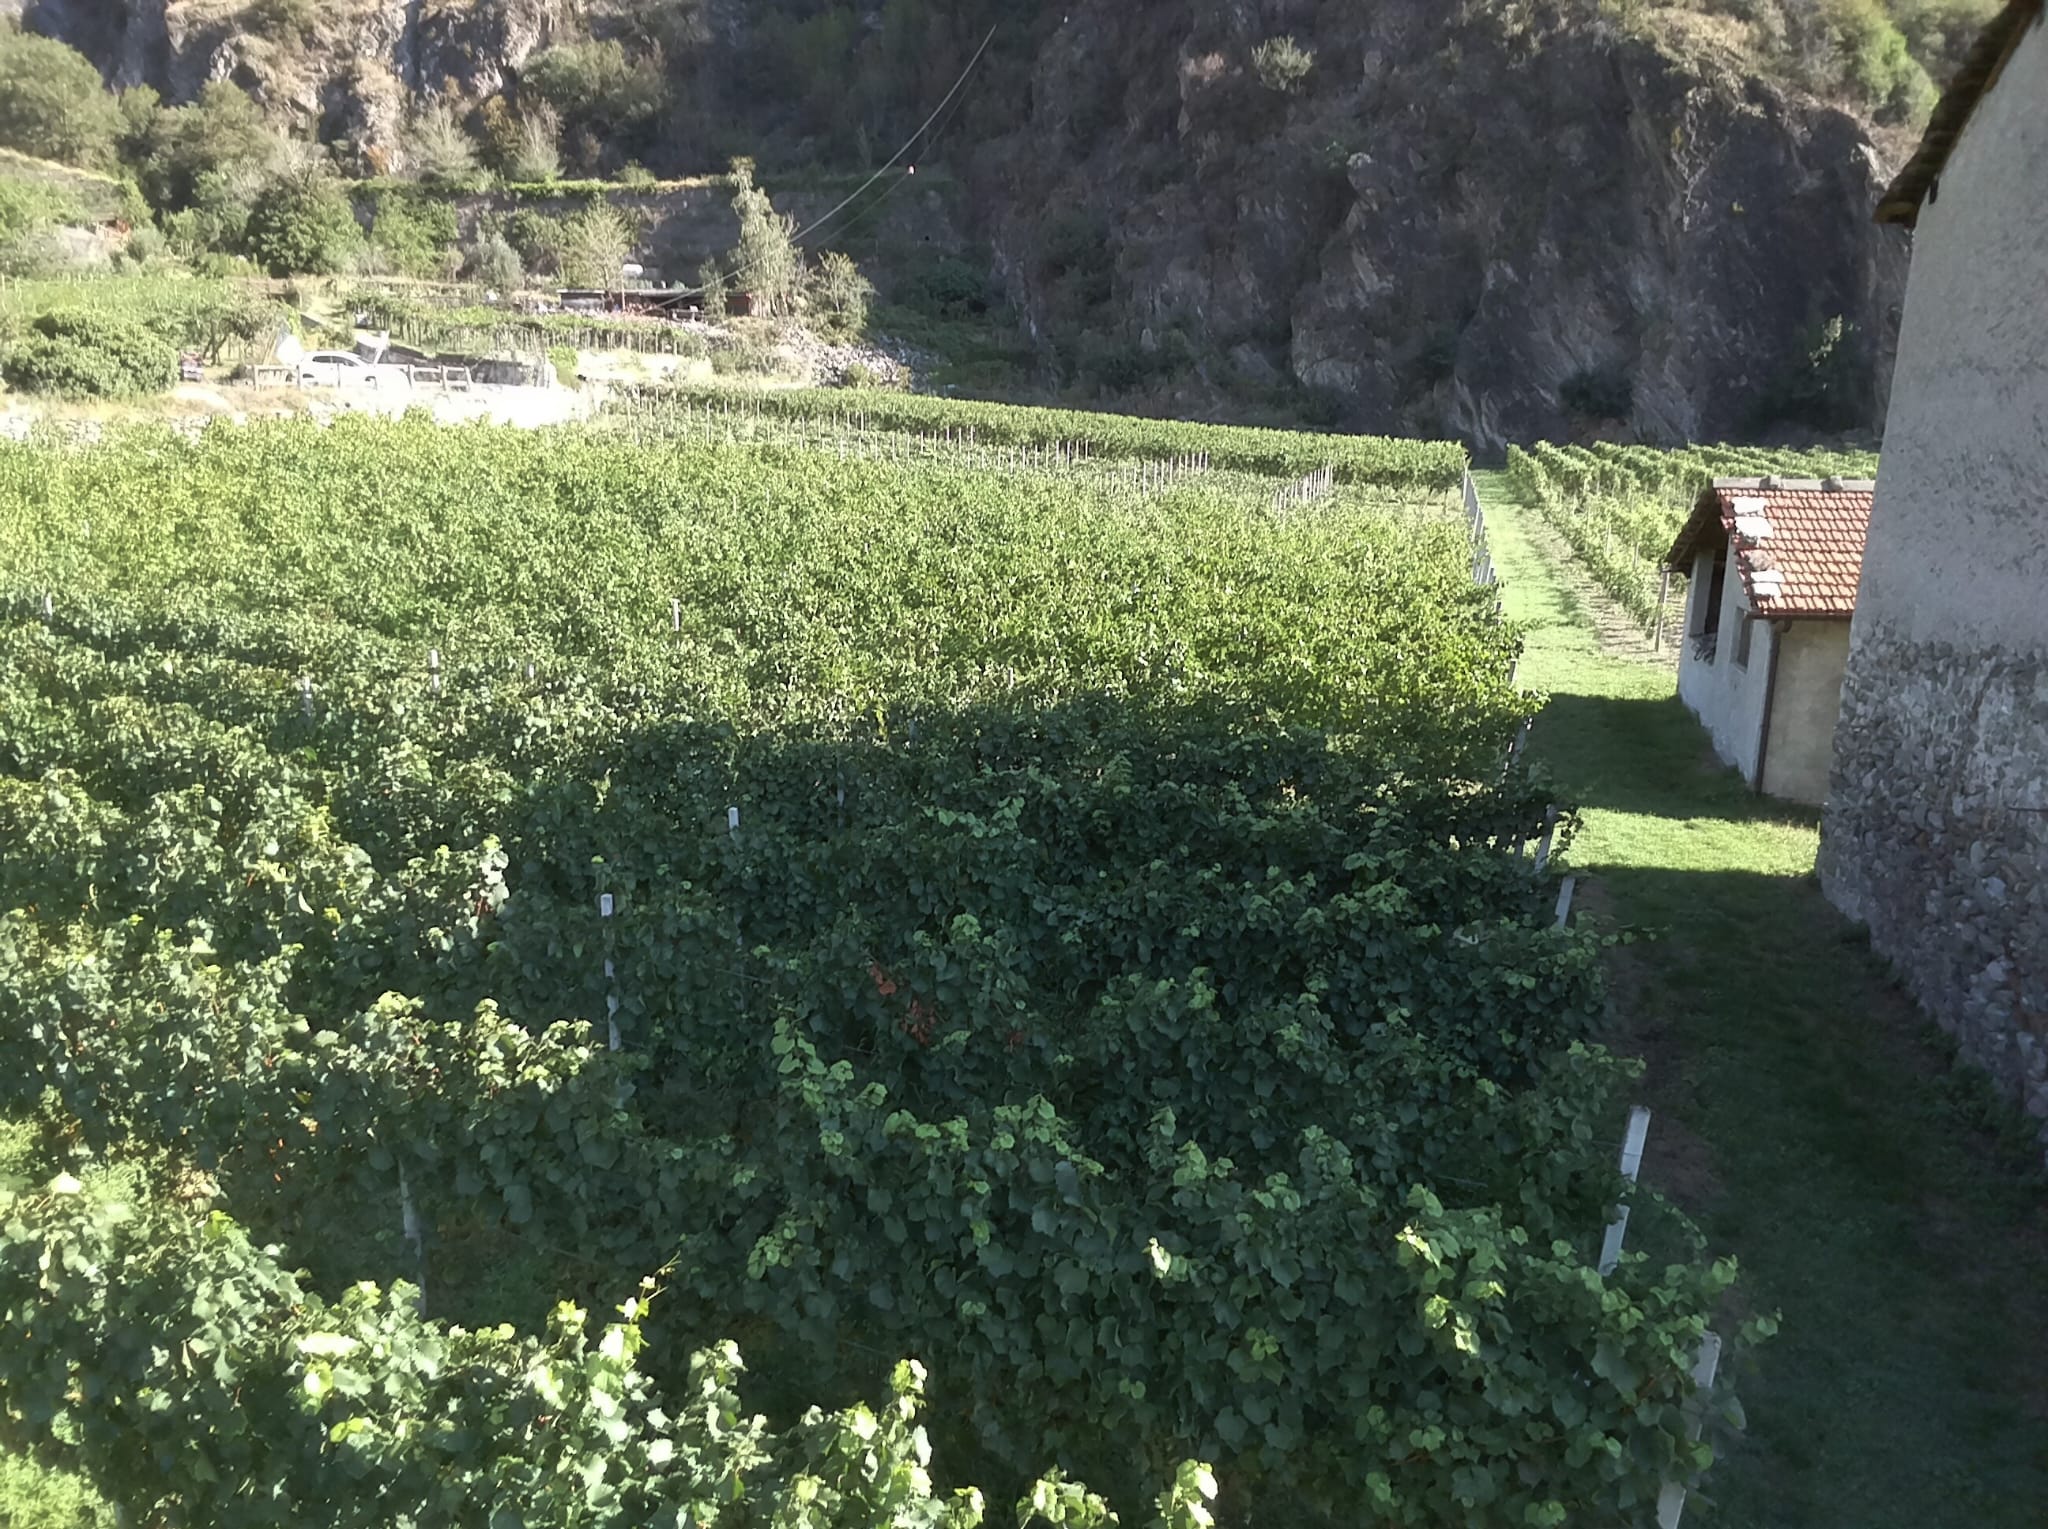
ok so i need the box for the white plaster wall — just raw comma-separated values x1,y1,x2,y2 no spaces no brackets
1675,546,1774,785
1851,18,2048,649
1761,620,1852,806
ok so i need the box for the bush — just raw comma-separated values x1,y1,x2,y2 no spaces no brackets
2,310,177,398
244,168,362,276
0,28,124,169
616,160,659,188
1252,35,1316,94
505,208,567,275
462,233,524,292
906,254,993,320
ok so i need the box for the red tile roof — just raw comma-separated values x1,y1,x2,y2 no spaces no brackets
1663,478,1875,619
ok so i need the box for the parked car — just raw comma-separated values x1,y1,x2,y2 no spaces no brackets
296,351,409,389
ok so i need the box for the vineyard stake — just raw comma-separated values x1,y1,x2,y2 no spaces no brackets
1654,1334,1724,1529
1531,806,1560,876
1553,874,1577,928
1598,1105,1652,1275
428,648,441,698
600,892,621,1052
300,676,314,717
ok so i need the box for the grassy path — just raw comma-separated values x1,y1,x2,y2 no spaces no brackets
1473,471,2048,1527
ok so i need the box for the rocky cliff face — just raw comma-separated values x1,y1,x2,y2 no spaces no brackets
22,0,1911,446
976,1,1910,446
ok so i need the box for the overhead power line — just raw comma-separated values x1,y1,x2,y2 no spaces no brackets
665,19,1002,301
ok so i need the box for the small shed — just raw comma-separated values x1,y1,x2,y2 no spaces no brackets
1663,477,1875,804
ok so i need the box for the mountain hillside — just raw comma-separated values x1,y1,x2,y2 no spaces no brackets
4,0,1970,444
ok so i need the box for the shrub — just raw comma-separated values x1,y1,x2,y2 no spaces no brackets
616,160,658,188
2,310,176,398
549,344,577,387
909,255,993,320
247,0,319,45
809,250,874,337
462,232,524,291
711,333,779,376
506,208,567,275
699,261,728,320
0,29,124,169
1252,35,1316,94
244,167,362,276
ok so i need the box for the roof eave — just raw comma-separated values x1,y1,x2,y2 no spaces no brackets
1876,0,2044,228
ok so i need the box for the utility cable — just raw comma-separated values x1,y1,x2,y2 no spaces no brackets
663,19,1002,300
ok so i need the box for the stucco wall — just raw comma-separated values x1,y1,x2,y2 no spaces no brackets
1676,545,1774,786
1761,620,1851,805
1819,16,2048,1147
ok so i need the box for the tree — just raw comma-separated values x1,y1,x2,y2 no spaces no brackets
699,260,728,320
810,251,874,337
0,27,124,169
399,99,482,188
130,82,282,211
244,166,362,276
559,202,635,289
521,40,666,168
727,158,803,319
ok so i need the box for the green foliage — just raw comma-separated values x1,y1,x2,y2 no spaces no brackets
700,260,729,320
463,231,525,291
729,159,805,318
487,99,564,184
244,167,362,276
399,99,483,190
0,309,175,398
0,29,124,170
506,207,568,276
1749,314,1871,433
1818,0,1937,121
1505,438,1881,630
1251,35,1317,94
0,415,1746,1523
365,188,460,279
0,1169,1180,1529
810,251,875,337
649,385,1468,488
247,0,320,45
559,202,637,288
129,82,281,214
522,40,667,170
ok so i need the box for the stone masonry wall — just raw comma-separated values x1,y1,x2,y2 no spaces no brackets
1821,630,2048,1139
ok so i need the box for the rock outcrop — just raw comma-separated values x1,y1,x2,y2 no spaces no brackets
975,1,1910,446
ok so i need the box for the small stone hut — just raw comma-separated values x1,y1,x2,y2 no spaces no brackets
1820,0,2048,1138
1664,478,1874,805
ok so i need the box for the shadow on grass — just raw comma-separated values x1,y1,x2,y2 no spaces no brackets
1580,857,2048,1529
1531,689,1821,830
